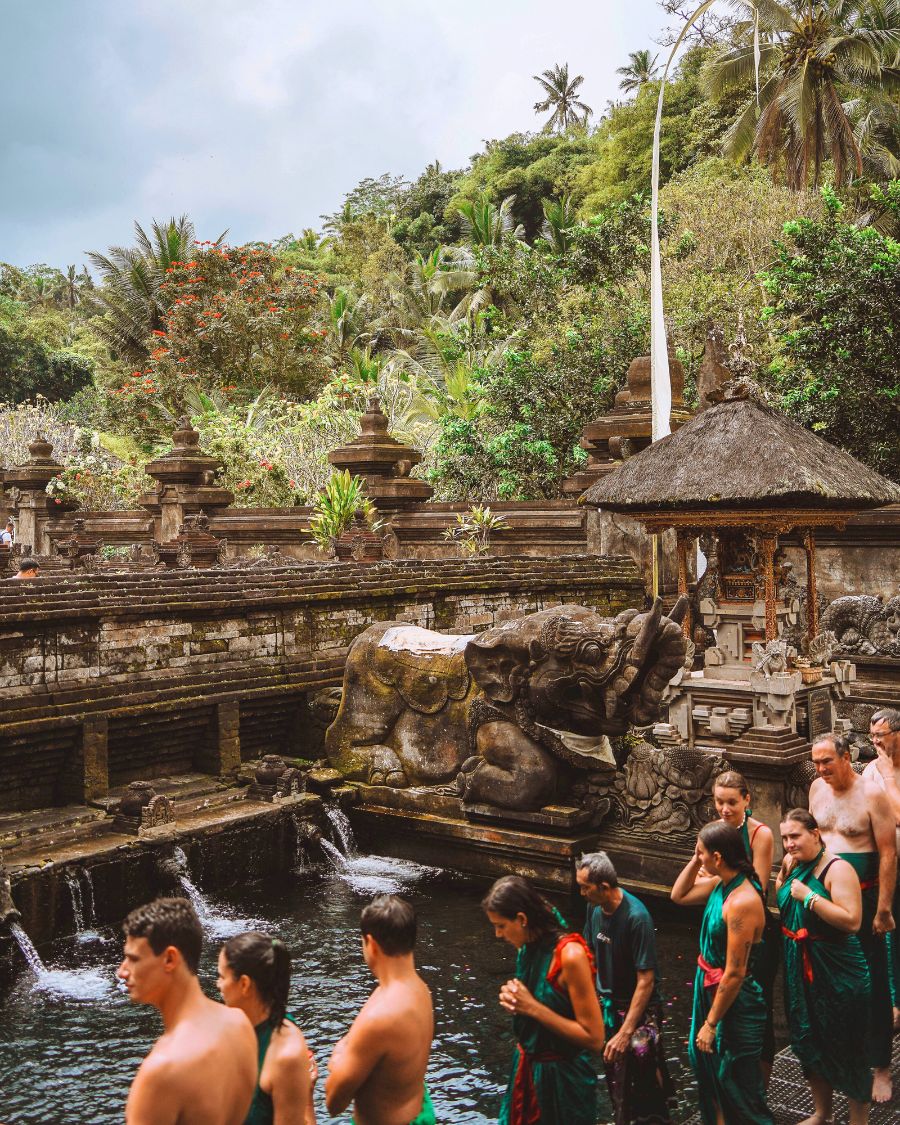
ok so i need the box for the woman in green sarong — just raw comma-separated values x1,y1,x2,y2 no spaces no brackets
483,875,605,1124
777,808,872,1124
218,931,318,1125
671,822,773,1125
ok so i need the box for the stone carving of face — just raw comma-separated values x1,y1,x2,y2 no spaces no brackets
524,617,621,735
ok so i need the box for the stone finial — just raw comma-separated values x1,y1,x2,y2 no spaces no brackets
328,395,432,509
697,323,731,410
27,435,55,463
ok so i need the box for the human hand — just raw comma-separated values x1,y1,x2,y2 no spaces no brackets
499,979,537,1017
694,1021,716,1054
603,1028,631,1063
875,752,896,782
789,879,808,902
874,909,895,935
307,1049,318,1084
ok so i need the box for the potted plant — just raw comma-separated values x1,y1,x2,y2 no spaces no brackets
442,505,509,556
44,474,80,513
309,470,383,558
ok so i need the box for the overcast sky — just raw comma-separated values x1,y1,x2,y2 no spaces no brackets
1,0,670,269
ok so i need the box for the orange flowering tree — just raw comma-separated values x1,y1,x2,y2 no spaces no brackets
111,242,328,426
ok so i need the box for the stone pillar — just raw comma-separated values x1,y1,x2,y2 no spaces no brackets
140,418,233,543
2,437,69,555
675,529,693,638
197,702,241,777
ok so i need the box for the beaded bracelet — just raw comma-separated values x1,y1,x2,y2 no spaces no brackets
803,891,818,912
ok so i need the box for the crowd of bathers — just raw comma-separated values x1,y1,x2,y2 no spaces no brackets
111,708,899,1125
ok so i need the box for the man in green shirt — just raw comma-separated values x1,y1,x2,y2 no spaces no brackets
578,852,676,1125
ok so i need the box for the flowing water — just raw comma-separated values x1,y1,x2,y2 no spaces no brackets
169,847,261,939
0,859,702,1123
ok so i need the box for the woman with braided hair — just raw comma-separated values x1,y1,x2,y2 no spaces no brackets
218,931,317,1125
483,875,605,1124
672,822,773,1124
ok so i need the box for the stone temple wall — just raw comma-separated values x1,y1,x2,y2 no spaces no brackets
0,554,643,813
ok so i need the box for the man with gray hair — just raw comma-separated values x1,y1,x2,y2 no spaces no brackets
864,707,900,1031
810,730,897,1103
577,851,675,1124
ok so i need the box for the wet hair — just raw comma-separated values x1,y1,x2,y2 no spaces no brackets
482,875,563,941
17,557,38,573
871,708,900,733
123,897,202,974
812,732,851,758
360,895,417,956
698,822,757,886
781,808,820,834
713,770,750,798
222,931,291,1029
577,851,618,888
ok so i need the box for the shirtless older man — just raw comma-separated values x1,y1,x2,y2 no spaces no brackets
326,895,434,1125
809,732,897,1104
118,898,257,1125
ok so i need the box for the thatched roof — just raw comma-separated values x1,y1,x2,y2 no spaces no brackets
583,396,900,513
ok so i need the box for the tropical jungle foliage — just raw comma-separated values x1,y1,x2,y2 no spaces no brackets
2,0,899,506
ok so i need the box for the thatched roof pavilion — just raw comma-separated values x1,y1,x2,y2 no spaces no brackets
583,390,900,641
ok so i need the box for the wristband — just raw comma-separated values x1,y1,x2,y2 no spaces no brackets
803,890,817,911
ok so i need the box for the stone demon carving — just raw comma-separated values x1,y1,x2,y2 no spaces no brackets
325,599,689,811
820,594,900,657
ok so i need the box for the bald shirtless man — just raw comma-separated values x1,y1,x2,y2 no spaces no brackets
118,897,257,1125
809,732,897,1104
326,895,435,1125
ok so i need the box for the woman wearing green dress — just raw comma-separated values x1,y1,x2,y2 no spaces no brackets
483,875,605,1124
777,808,872,1124
671,822,773,1125
218,931,317,1125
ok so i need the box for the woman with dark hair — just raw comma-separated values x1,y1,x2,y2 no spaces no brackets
217,932,316,1125
483,875,604,1124
671,823,773,1124
777,808,872,1124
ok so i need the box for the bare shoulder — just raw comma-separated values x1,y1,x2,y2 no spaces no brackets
750,819,773,841
808,777,826,801
271,1019,309,1064
561,939,590,967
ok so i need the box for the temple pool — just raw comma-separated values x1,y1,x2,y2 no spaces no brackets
0,853,702,1123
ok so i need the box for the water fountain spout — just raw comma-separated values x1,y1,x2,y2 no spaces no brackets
0,851,22,928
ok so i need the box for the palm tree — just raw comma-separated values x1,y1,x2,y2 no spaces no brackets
455,196,525,247
87,216,226,361
617,49,660,93
706,1,900,189
533,63,593,132
540,196,577,252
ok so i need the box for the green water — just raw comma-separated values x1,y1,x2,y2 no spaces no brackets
0,854,702,1123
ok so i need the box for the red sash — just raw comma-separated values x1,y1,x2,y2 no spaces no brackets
509,1044,566,1125
859,877,878,891
697,954,724,993
781,925,819,983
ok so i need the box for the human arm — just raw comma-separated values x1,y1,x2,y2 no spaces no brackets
500,943,605,1052
271,1037,314,1125
867,758,900,821
694,891,761,1054
324,1014,384,1116
749,823,774,897
789,858,862,933
775,854,794,894
603,970,655,1063
125,1055,182,1125
670,846,717,907
869,788,898,932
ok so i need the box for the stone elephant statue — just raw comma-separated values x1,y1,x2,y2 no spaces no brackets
325,598,689,812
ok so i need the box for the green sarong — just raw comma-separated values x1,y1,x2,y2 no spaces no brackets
778,855,872,1104
739,815,778,1065
499,933,597,1125
409,1083,436,1125
838,851,893,1069
688,874,773,1125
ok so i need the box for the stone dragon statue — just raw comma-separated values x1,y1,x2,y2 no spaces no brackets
325,598,690,812
820,594,900,657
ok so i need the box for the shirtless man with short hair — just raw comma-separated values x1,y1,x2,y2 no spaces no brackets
809,732,897,1104
325,895,434,1125
117,897,257,1125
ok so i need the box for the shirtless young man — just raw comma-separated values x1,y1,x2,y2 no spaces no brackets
117,897,257,1125
325,895,435,1125
863,707,900,1031
809,733,897,1104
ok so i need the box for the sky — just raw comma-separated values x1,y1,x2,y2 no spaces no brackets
0,0,670,270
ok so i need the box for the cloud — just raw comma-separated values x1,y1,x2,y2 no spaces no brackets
0,0,665,267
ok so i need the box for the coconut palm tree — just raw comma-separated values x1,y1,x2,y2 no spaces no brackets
540,196,578,253
616,49,660,93
87,216,226,362
533,63,593,132
707,0,900,188
455,196,525,247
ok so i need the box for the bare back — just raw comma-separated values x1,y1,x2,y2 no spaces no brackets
348,975,433,1125
809,775,876,854
127,997,256,1125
